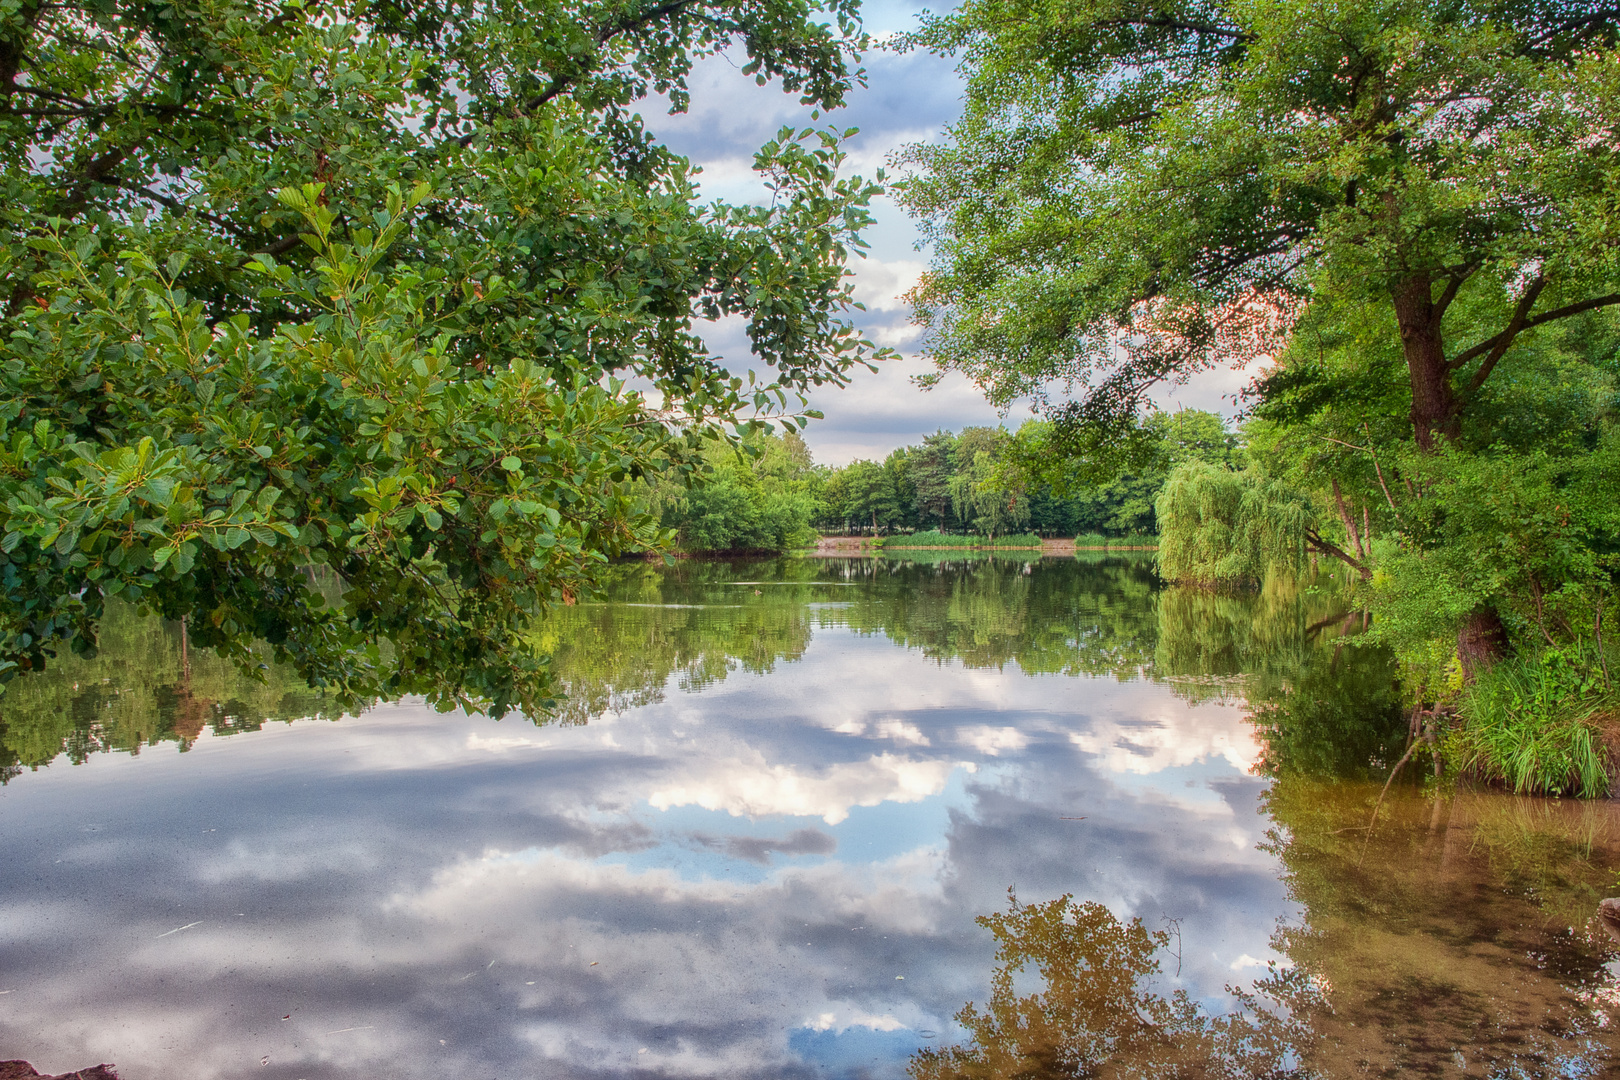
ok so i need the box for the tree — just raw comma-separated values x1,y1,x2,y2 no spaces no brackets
896,0,1620,456
656,431,821,552
1243,295,1620,686
950,447,1029,539
910,892,1318,1080
1154,461,1313,587
836,458,907,532
907,431,957,528
0,0,889,714
1008,410,1238,537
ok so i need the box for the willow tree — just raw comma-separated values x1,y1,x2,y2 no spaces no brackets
895,1,1620,457
1155,462,1316,588
0,0,889,713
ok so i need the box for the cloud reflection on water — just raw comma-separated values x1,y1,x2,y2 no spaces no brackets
0,558,1299,1080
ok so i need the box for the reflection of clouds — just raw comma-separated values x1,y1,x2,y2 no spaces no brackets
0,587,1295,1079
955,725,1029,757
831,716,930,746
649,750,968,824
1068,699,1261,776
466,732,550,752
699,827,837,864
802,1010,906,1032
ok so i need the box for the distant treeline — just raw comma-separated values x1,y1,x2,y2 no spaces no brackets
652,411,1240,552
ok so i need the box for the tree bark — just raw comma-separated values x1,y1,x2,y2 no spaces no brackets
1392,274,1459,450
1457,606,1508,680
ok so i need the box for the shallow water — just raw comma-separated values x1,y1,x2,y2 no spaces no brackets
2,556,1618,1079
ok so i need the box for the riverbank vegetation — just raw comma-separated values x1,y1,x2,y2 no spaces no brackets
653,412,1234,554
878,530,1041,549
650,433,822,555
898,0,1620,794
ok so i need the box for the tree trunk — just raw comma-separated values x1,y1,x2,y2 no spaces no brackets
1457,607,1507,681
1392,274,1459,450
1331,479,1366,560
1391,277,1511,679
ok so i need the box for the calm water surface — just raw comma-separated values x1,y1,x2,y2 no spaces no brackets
3,556,1620,1078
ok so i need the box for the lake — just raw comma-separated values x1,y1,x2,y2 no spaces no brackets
3,555,1619,1078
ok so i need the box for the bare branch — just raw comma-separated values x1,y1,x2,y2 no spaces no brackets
1318,434,1406,527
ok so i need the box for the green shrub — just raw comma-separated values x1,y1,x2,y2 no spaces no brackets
1451,647,1617,797
884,530,1042,549
1072,532,1157,548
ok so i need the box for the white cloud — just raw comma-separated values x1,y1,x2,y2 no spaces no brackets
802,1011,908,1033
850,258,926,310
465,732,550,752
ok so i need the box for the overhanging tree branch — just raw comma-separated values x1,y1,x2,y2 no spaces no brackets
1303,527,1371,581
1449,287,1620,374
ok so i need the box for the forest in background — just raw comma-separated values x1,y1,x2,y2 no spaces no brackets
654,409,1238,551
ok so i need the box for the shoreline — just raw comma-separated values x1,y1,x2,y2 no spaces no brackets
811,538,1159,555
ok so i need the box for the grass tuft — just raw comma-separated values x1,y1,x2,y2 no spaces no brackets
1451,646,1618,798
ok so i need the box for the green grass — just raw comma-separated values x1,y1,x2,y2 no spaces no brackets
879,530,1042,549
1072,532,1158,549
1450,646,1618,798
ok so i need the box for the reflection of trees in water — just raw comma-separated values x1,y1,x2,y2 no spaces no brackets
1260,780,1620,1075
922,792,1620,1080
910,892,1320,1080
5,556,1396,781
827,556,1160,677
1245,632,1407,783
534,556,1172,724
1,602,331,778
1154,576,1355,706
534,560,819,725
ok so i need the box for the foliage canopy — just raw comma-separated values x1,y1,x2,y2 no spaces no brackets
0,0,889,713
896,0,1620,457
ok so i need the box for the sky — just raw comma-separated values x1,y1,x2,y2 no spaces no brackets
635,0,1255,466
